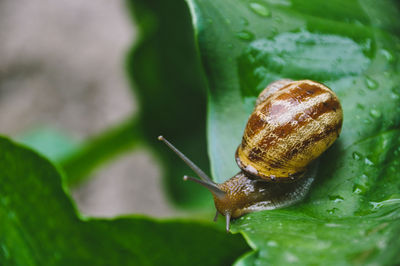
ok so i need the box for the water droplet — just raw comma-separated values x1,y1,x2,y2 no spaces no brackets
274,16,282,23
249,2,271,17
240,17,249,26
236,30,255,41
365,76,379,90
329,195,344,203
327,207,339,214
369,109,381,118
360,173,369,182
352,151,362,160
285,252,299,263
267,240,278,247
325,223,341,228
391,92,400,100
363,118,372,124
353,184,367,194
377,240,387,249
370,198,400,210
364,157,374,166
391,87,400,100
267,27,277,35
381,49,394,63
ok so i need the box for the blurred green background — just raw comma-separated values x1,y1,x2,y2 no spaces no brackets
0,0,178,217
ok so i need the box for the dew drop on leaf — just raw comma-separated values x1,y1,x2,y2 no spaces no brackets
352,151,362,160
327,207,339,214
249,2,271,17
364,157,374,166
325,223,341,228
369,109,381,118
391,87,400,99
329,195,344,203
380,49,395,63
353,184,367,194
236,30,255,41
240,17,249,26
363,118,372,124
365,76,379,90
274,16,282,23
285,252,299,263
369,198,400,210
267,240,278,247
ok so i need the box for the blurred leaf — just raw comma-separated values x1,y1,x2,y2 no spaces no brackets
0,137,249,265
60,118,142,186
187,0,400,264
125,0,212,209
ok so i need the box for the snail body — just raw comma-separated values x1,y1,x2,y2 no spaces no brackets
159,79,343,231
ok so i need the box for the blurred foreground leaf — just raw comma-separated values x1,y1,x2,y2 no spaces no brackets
187,0,400,264
0,137,249,265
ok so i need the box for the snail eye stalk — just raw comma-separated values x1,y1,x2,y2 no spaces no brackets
158,136,225,199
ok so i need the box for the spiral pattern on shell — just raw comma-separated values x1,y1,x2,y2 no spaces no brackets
236,79,343,182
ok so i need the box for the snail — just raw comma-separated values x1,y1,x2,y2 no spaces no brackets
158,79,343,232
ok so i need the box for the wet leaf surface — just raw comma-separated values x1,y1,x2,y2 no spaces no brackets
187,0,400,264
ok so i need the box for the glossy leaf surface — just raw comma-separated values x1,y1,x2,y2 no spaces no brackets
187,0,400,264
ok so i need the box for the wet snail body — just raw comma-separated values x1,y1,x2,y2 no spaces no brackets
159,79,343,231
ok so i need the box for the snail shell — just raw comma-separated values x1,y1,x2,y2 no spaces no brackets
236,79,343,181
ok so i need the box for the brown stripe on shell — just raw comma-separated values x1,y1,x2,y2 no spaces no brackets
268,120,342,169
274,82,328,104
247,80,314,140
256,79,294,106
256,95,340,151
248,146,264,162
245,112,267,140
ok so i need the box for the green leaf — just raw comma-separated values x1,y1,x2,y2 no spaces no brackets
187,0,400,264
0,136,249,265
125,0,213,209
